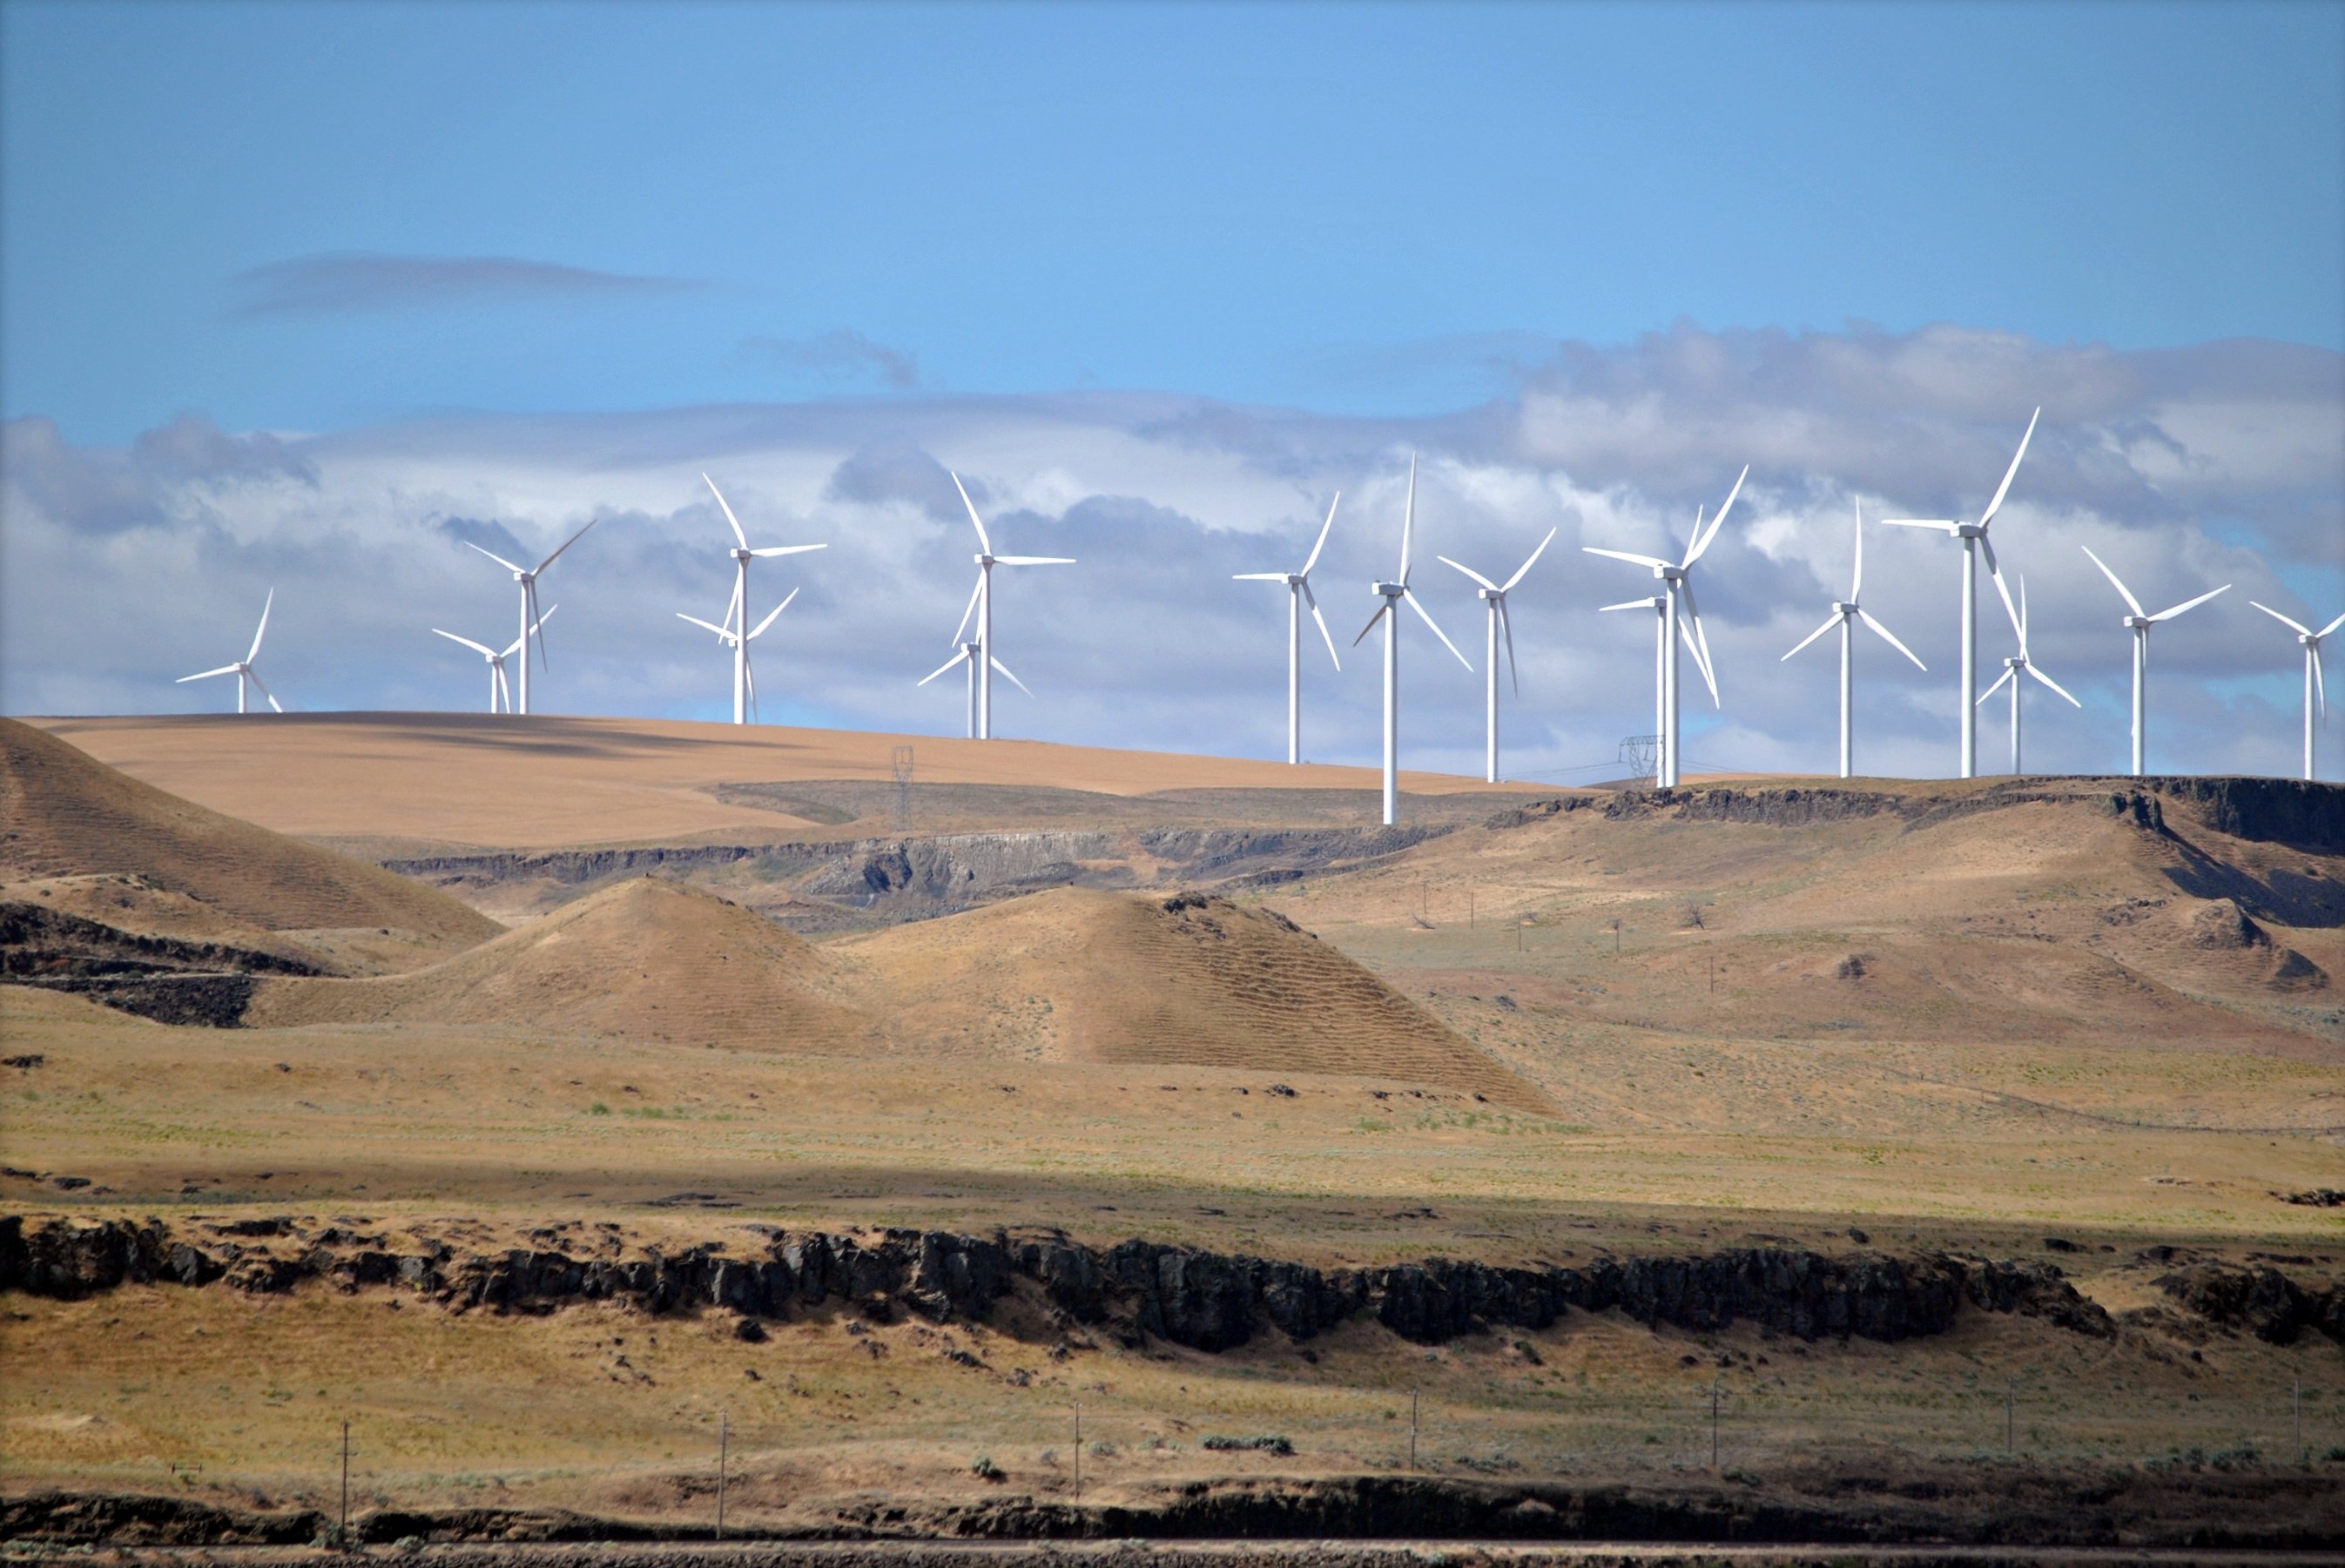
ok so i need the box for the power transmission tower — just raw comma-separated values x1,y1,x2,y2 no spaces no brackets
892,745,914,832
1619,734,1661,789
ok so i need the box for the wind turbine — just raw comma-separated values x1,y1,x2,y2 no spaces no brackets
2248,601,2344,781
2082,547,2229,777
948,473,1072,740
1352,455,1472,826
1780,501,1926,778
1975,577,2079,774
677,589,797,723
1439,528,1557,783
434,606,555,715
1597,592,1668,777
1234,494,1344,764
1882,408,2038,779
177,589,282,714
462,519,597,716
699,475,826,725
918,641,1033,740
1584,465,1748,788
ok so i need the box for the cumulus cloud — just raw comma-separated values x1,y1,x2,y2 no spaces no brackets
230,252,699,316
741,330,920,390
3,323,2339,784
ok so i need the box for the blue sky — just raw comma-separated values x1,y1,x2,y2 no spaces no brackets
6,1,2340,440
3,2,2342,782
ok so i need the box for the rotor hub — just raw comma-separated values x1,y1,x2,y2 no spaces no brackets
1833,601,1856,615
1372,582,1405,597
1955,523,1985,539
2124,615,2151,629
1658,565,1685,582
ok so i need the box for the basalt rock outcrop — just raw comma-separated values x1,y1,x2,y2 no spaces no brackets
2,1215,2133,1349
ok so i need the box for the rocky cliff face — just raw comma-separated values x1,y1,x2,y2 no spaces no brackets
0,1215,2126,1349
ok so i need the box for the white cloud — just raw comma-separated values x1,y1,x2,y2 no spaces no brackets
3,325,2339,783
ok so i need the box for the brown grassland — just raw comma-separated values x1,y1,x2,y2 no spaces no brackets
5,714,2345,1546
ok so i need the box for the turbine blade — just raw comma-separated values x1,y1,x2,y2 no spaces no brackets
1977,407,2040,531
989,656,1034,698
2148,583,2229,622
1880,519,1959,532
1500,600,1520,697
2025,662,2083,708
1233,572,1290,582
246,588,274,663
1680,579,1720,704
178,665,241,683
528,580,552,670
1850,499,1864,600
494,663,510,712
1301,492,1339,577
1782,612,1842,661
1598,598,1660,613
1302,580,1341,670
748,588,797,640
1582,546,1672,570
724,574,743,636
1857,609,1928,670
992,555,1075,566
918,649,972,686
677,613,734,639
745,651,758,723
2321,610,2345,640
950,573,983,646
2251,601,2315,636
2316,645,2328,716
704,473,749,548
534,516,597,575
1352,602,1390,648
1502,527,1559,592
464,540,527,574
1978,667,2014,702
951,471,993,555
1403,588,1472,669
1981,536,2022,642
434,629,498,657
1439,555,1499,591
749,543,826,558
1398,454,1417,583
248,670,282,712
1680,616,1720,705
2082,546,2146,616
1685,465,1749,565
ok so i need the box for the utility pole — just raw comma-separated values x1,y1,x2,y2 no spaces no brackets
339,1421,350,1540
716,1411,728,1539
1074,1403,1082,1504
1409,1392,1419,1470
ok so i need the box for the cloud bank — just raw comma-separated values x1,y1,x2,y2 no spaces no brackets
4,323,2340,783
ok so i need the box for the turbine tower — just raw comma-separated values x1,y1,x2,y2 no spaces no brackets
2082,547,2229,777
1584,465,1748,788
1781,501,1925,778
462,519,597,716
678,589,798,723
2248,601,2343,781
948,474,1073,740
177,589,281,714
700,475,826,725
1883,408,2039,779
1975,577,2079,774
1352,456,1472,827
1234,494,1344,764
918,640,1033,740
434,606,554,715
1439,528,1557,784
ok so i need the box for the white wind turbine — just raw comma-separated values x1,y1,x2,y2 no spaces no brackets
699,474,826,725
1584,465,1748,788
462,519,597,717
1352,455,1472,826
178,589,282,714
1439,528,1556,784
1596,591,1668,777
1882,408,2038,779
917,640,1034,740
2082,547,2229,777
1234,494,1344,764
1976,576,2079,774
434,606,555,715
678,589,797,723
948,473,1073,740
2248,600,2344,781
1781,501,1926,778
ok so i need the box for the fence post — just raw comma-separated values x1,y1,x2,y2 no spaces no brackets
339,1421,350,1540
1410,1392,1419,1471
1074,1402,1082,1505
716,1410,728,1540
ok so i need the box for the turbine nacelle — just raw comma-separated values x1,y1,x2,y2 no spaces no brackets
1371,581,1405,597
2123,614,2152,630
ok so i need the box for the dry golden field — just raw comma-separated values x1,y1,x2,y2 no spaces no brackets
6,715,2345,1543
